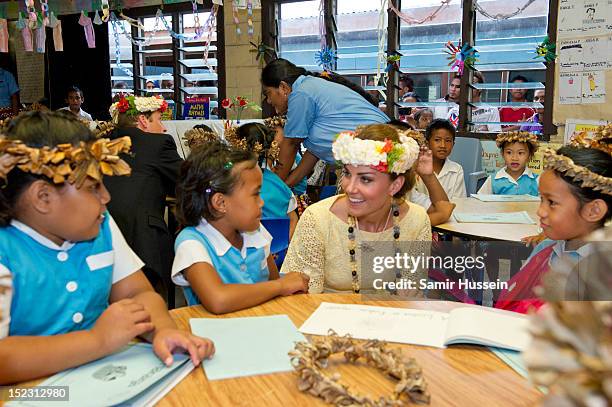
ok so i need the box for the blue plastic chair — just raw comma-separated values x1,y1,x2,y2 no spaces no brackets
319,185,337,200
448,137,488,196
261,217,290,268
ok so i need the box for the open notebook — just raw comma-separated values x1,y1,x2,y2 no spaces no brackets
7,343,193,407
299,302,530,351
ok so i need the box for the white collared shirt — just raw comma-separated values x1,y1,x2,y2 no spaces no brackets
478,166,538,195
9,215,143,283
414,158,466,201
59,106,93,121
172,218,272,286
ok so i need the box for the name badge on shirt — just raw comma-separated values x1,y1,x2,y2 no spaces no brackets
86,250,115,271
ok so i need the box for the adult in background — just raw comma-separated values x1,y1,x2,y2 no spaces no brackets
0,66,19,115
520,89,545,135
104,95,183,297
261,59,389,188
499,75,534,131
433,74,460,120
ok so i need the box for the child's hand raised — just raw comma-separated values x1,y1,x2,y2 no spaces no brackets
415,146,434,176
91,299,154,354
279,272,309,295
152,329,215,367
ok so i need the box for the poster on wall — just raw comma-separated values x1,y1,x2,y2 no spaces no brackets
558,0,583,38
558,72,583,104
182,97,210,119
564,118,610,144
558,39,583,72
581,70,606,103
11,22,44,104
582,37,608,70
582,1,608,35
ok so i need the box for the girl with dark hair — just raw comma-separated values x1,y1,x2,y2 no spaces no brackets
495,127,612,314
172,140,308,314
261,58,389,188
0,111,214,384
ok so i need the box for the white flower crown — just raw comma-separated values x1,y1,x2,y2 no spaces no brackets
108,95,168,123
332,131,420,174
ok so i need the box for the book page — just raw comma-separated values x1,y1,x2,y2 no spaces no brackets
444,307,531,351
299,302,449,348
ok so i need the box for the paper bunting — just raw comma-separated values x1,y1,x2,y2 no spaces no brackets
315,46,337,72
444,41,478,75
78,11,95,48
247,0,254,37
534,36,556,63
0,19,8,53
16,13,33,52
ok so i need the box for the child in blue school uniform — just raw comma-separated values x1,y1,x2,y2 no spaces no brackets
0,111,214,385
478,131,540,195
172,140,309,314
495,128,611,313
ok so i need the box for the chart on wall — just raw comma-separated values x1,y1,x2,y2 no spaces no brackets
555,0,611,112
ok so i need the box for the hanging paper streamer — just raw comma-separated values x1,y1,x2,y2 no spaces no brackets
246,0,254,38
314,46,337,71
101,0,110,22
232,0,241,36
474,0,536,20
374,0,388,86
534,36,556,63
444,41,478,75
79,11,95,48
47,11,62,51
35,23,45,53
16,13,33,52
203,4,219,72
110,17,133,78
39,0,49,27
0,19,8,53
93,9,103,25
389,0,451,25
25,0,37,29
249,39,276,63
110,12,160,47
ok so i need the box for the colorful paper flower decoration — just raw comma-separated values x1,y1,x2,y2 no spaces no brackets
220,96,262,123
534,36,557,63
385,53,402,73
445,41,479,75
314,46,337,72
249,39,277,63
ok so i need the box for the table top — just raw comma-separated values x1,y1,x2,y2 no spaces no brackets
160,294,540,407
433,197,541,242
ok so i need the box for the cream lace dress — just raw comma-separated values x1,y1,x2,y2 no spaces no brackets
281,195,432,293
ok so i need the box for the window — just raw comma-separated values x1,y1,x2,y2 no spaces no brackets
335,0,380,75
109,5,220,120
278,1,320,69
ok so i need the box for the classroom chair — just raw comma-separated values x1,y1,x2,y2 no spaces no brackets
449,137,488,196
319,185,337,200
261,217,290,269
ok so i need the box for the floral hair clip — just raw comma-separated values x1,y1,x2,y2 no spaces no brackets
0,136,132,188
109,95,168,124
332,130,420,174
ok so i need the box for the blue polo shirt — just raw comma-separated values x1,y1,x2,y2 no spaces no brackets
0,69,18,108
283,75,389,163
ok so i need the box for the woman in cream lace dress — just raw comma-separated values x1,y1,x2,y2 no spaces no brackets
281,124,432,294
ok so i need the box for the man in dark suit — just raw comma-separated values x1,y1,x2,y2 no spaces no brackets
105,96,182,303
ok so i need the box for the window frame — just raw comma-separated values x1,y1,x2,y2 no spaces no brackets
265,0,558,140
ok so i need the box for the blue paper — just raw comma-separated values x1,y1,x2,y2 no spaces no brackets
488,347,529,378
8,343,191,407
190,314,305,380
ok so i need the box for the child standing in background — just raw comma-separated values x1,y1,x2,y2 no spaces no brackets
496,127,611,313
478,131,540,195
59,86,92,121
0,111,213,385
415,119,466,200
172,141,308,314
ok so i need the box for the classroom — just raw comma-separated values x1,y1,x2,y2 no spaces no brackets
0,0,610,405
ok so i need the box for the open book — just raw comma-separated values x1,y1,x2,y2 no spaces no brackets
8,343,193,407
299,302,530,351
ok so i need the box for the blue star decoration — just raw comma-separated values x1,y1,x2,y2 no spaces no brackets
315,46,337,71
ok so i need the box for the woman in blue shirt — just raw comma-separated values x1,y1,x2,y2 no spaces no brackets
261,59,389,187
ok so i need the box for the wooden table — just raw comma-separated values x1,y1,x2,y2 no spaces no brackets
433,197,541,242
160,294,540,406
